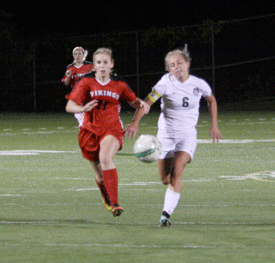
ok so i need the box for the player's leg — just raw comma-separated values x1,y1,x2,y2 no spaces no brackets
78,128,112,211
158,157,173,184
90,160,102,182
90,161,112,211
169,151,191,192
159,151,191,227
99,135,123,217
157,131,175,184
157,133,175,226
158,158,173,226
99,135,120,170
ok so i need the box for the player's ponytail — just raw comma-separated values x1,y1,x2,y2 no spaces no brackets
164,44,191,71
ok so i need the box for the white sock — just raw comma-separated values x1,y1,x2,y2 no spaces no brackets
163,188,181,216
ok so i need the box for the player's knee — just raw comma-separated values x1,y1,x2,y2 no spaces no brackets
99,156,113,169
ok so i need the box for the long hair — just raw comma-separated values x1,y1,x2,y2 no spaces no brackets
164,44,191,71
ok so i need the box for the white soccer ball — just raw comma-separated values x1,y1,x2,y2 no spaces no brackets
133,134,162,163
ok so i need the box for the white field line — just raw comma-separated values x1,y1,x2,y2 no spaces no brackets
197,139,275,143
0,152,40,155
0,129,78,136
246,171,275,183
0,240,274,249
0,242,274,250
1,139,275,156
0,194,22,196
1,118,274,134
0,150,78,155
44,243,275,249
225,121,275,126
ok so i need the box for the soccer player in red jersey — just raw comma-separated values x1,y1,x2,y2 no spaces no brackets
65,47,149,217
62,47,93,125
62,46,93,91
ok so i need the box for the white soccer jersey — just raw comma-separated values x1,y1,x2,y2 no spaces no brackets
149,73,212,134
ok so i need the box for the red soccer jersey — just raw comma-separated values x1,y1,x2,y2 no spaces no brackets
68,74,137,135
61,61,93,92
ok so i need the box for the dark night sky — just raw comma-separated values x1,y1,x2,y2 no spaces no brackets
2,0,275,37
1,0,274,112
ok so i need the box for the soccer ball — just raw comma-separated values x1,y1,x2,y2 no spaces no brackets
133,134,162,163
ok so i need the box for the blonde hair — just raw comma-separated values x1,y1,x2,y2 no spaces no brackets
93,47,114,62
72,46,88,62
164,44,191,71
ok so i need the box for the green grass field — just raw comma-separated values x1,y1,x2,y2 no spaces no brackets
1,111,275,263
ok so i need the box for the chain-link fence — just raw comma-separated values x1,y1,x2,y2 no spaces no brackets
1,14,274,112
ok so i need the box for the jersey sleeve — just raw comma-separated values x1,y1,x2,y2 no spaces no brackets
199,79,212,97
120,81,137,102
86,63,93,72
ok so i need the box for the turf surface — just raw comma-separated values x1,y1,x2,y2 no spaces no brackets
1,111,275,262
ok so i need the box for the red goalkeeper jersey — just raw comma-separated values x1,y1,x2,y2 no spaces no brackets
68,73,137,135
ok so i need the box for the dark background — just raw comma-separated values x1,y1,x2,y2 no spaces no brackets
1,1,274,112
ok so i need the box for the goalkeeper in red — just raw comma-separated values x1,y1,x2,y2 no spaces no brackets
125,47,223,226
66,47,149,217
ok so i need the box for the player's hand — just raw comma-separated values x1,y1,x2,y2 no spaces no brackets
131,99,150,114
209,126,223,143
65,69,72,78
124,122,139,139
83,100,98,112
139,100,150,115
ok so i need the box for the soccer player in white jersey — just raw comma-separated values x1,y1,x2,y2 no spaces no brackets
125,47,223,226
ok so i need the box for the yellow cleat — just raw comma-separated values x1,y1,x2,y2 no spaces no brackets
102,197,112,211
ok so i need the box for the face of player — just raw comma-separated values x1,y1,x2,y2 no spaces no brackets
73,49,84,64
94,54,114,81
167,54,190,82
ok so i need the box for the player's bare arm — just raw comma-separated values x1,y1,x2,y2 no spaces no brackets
125,98,154,139
64,69,72,86
205,94,223,142
65,99,98,113
130,98,150,114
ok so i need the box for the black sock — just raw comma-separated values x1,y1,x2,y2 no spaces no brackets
162,211,170,219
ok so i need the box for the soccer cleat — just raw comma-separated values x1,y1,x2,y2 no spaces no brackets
159,215,171,227
111,204,124,217
102,197,112,211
